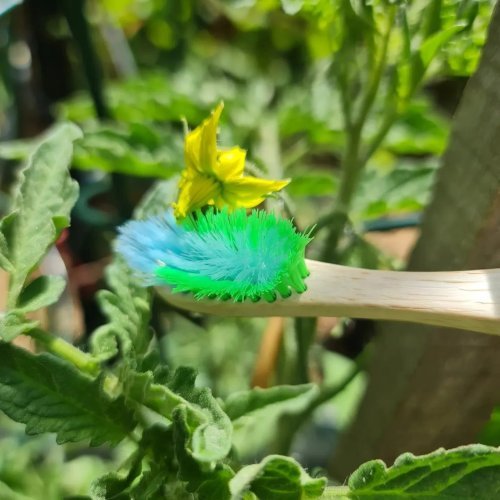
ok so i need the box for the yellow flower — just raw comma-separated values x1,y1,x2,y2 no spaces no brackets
173,103,290,220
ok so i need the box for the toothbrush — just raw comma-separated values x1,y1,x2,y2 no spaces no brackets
117,208,500,336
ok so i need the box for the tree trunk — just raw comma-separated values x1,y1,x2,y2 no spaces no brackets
330,5,500,480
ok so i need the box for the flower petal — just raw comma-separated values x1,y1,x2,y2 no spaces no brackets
216,146,246,181
184,103,223,176
173,174,220,219
221,176,290,208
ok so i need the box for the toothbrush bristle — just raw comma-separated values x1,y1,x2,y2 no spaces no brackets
116,208,311,302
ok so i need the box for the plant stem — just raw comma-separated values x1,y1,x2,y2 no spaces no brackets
319,486,351,498
27,328,99,376
353,7,396,133
320,7,396,263
293,317,316,384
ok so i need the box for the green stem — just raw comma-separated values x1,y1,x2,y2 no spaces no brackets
353,7,396,133
273,365,361,455
293,318,316,384
319,486,351,498
319,7,397,263
27,328,99,376
59,0,109,120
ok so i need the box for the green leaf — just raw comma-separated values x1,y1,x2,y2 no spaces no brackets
93,257,151,361
0,137,34,160
398,24,466,99
353,161,438,220
140,367,232,463
173,406,233,499
73,124,183,179
229,455,326,500
479,407,500,446
288,174,338,197
0,342,136,445
89,324,119,362
326,444,500,498
3,123,81,309
16,275,66,313
169,367,233,463
0,312,38,341
224,384,318,421
90,450,144,500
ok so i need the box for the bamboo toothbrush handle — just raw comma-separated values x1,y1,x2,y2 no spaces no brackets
157,259,500,336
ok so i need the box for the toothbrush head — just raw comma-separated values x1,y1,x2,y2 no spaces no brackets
116,208,311,303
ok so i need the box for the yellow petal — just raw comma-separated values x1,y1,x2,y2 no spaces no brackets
173,174,220,220
221,176,290,208
216,146,246,181
184,103,224,176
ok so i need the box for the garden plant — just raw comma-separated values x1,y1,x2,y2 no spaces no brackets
0,0,499,499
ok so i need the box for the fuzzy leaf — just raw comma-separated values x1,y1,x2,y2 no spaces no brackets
229,455,326,500
0,342,136,445
169,367,233,463
142,367,232,463
0,312,38,341
326,444,500,498
90,451,143,500
16,276,66,313
94,257,151,361
3,123,81,309
173,406,233,499
224,384,318,421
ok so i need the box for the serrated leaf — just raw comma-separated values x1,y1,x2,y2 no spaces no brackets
93,257,151,361
169,367,232,463
89,324,119,362
141,367,232,463
90,450,143,500
229,455,326,500
173,407,233,500
224,384,318,421
16,275,66,313
0,312,38,341
4,123,81,309
326,444,500,498
0,342,136,445
0,223,13,272
91,176,175,363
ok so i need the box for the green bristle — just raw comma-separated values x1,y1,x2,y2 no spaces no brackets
154,208,312,302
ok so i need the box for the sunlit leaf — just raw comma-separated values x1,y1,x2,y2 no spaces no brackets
0,342,136,446
1,124,80,313
325,445,500,498
229,455,326,500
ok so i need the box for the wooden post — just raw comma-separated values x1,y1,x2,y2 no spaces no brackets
330,5,500,479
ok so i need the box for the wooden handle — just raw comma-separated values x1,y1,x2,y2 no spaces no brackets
156,260,500,335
